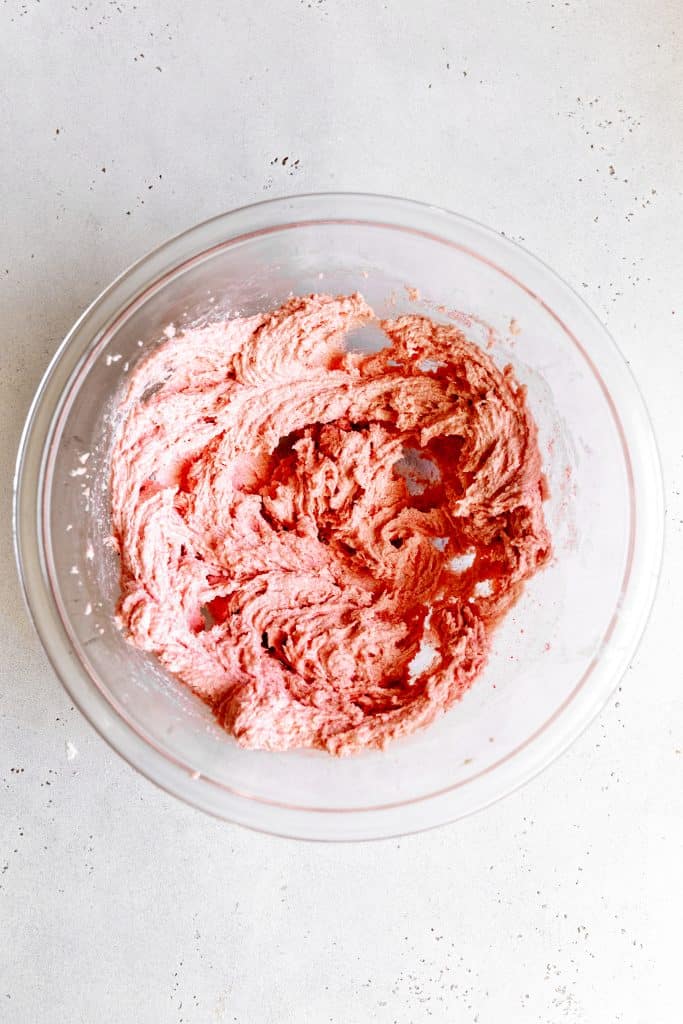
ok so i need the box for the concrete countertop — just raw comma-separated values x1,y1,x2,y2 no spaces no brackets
1,1,681,1021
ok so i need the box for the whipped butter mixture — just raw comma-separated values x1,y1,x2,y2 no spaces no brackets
111,294,551,755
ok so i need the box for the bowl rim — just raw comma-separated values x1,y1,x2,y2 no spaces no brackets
13,191,665,840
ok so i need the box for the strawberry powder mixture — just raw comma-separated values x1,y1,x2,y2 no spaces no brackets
111,293,551,755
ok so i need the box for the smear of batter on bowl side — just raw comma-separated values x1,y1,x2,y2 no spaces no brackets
110,293,551,756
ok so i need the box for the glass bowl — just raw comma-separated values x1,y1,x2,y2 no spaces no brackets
13,193,663,840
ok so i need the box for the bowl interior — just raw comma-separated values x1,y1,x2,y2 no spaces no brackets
40,215,633,813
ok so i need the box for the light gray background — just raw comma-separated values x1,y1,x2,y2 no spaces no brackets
2,2,681,1021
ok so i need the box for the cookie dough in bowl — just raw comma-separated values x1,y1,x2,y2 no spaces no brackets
14,194,662,839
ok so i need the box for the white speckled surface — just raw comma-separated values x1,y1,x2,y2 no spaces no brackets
2,2,681,1021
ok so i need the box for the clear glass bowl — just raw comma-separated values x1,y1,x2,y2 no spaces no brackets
14,194,663,840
